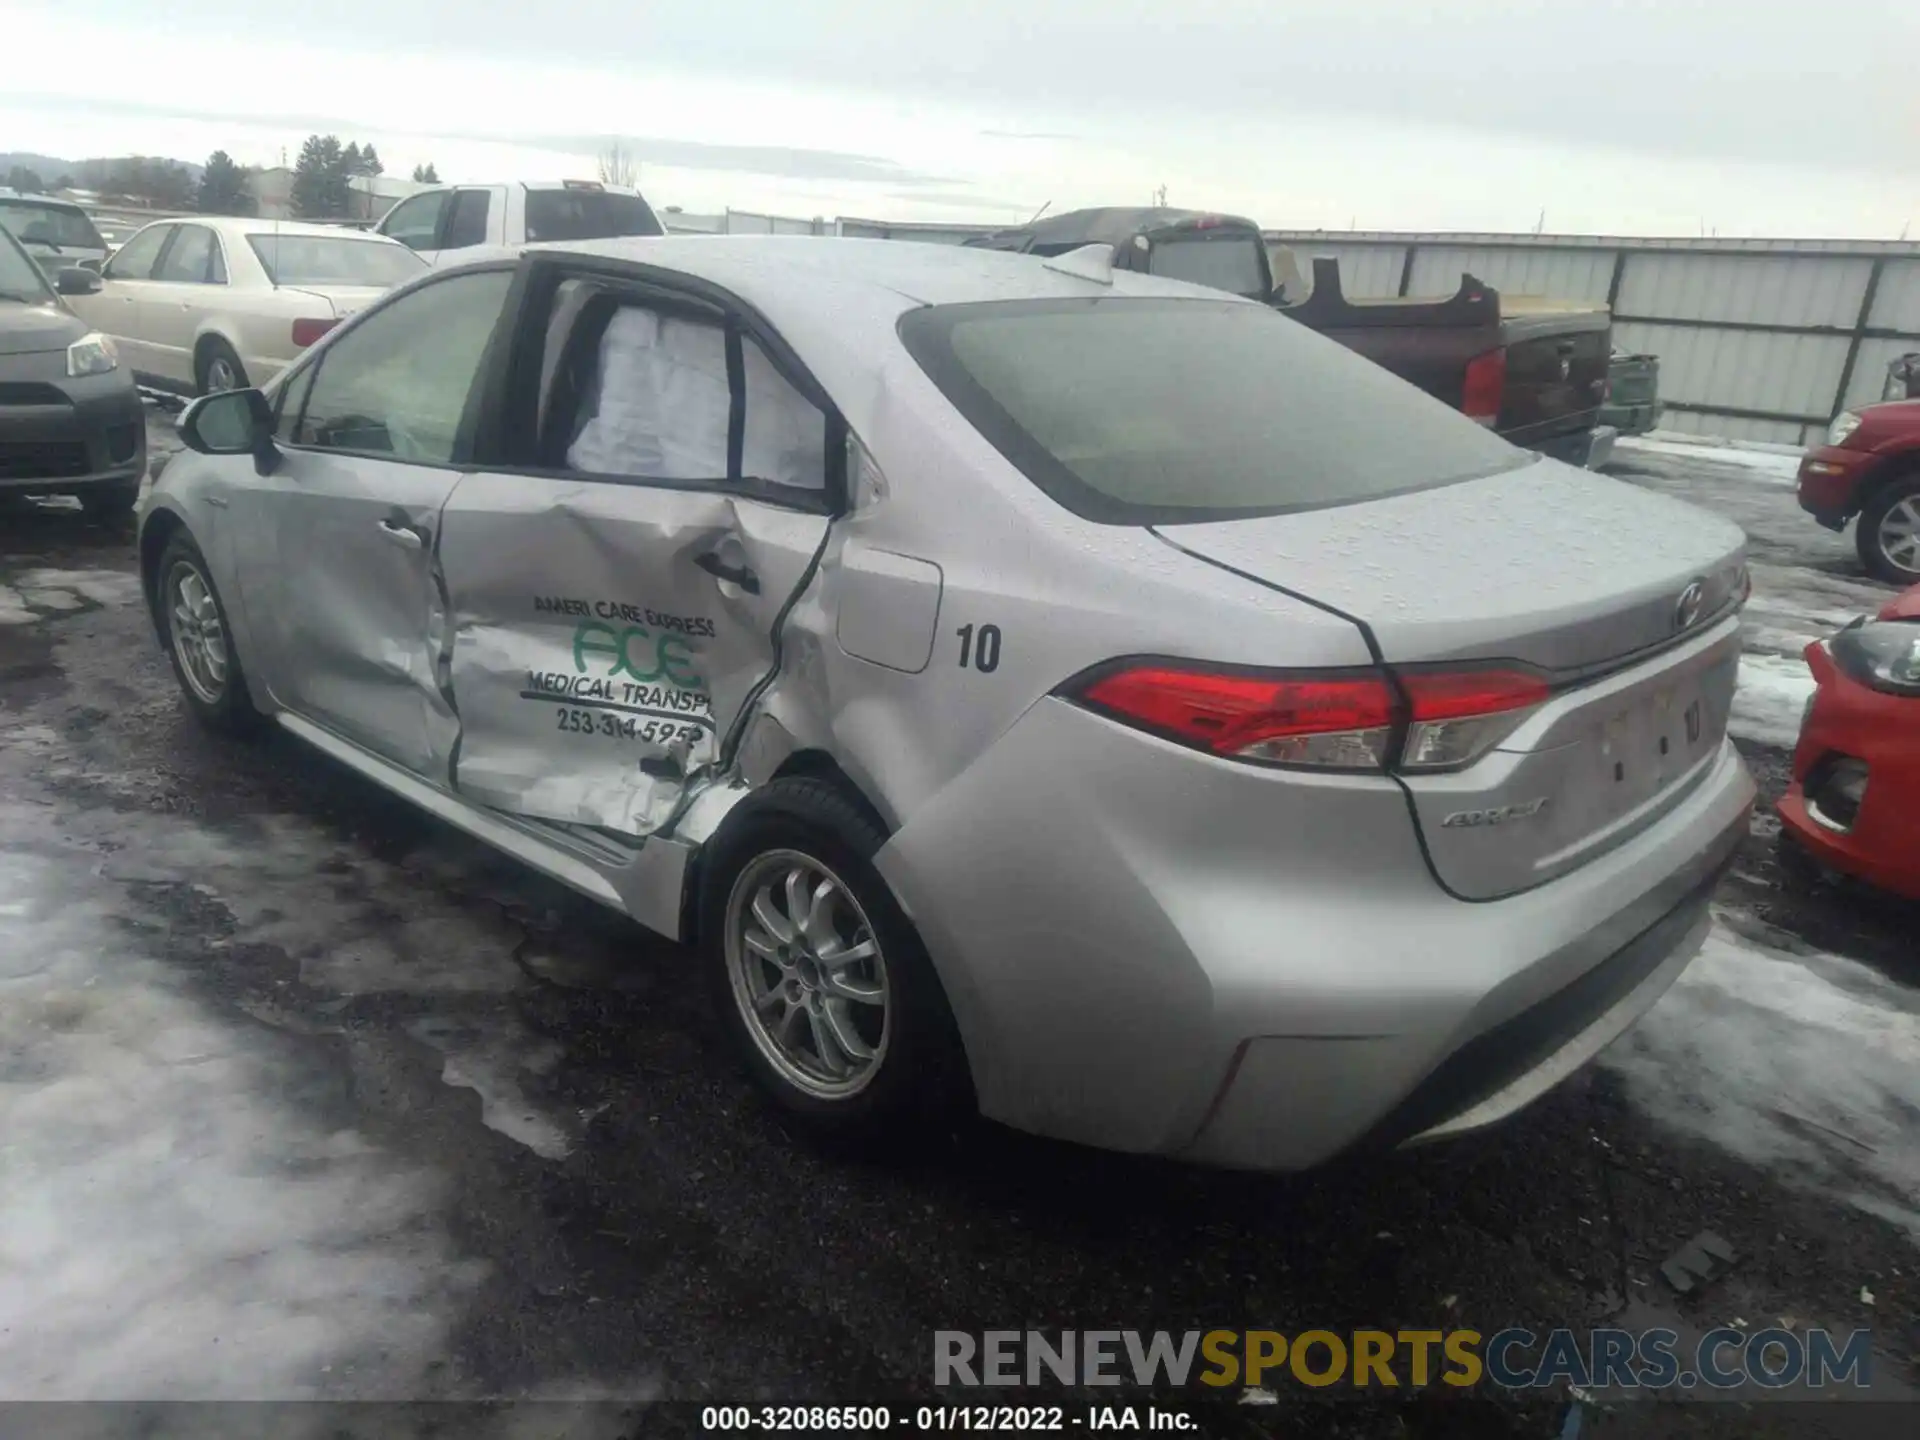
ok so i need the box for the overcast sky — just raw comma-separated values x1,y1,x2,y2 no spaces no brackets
7,0,1917,237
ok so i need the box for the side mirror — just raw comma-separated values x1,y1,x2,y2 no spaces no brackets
180,387,280,475
55,266,102,296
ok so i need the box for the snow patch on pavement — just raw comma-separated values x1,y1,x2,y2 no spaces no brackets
1616,436,1803,486
1604,909,1920,1235
0,812,488,1399
1730,651,1817,750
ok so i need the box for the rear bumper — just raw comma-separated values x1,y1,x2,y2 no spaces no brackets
0,363,146,495
1796,445,1875,527
1529,424,1617,470
1599,401,1660,437
877,696,1754,1171
1777,642,1920,901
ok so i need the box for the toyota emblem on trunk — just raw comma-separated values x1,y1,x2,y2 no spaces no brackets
1674,579,1707,631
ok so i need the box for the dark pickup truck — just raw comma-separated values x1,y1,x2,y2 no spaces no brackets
964,206,1616,468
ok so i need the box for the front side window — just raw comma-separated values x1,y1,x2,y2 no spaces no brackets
378,191,449,250
899,297,1526,525
442,190,492,249
246,235,428,287
103,224,171,280
546,297,825,493
154,225,218,283
291,269,513,464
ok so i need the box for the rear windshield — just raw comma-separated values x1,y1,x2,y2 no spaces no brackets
0,200,106,252
524,189,664,243
246,234,428,287
898,297,1527,525
1148,233,1269,299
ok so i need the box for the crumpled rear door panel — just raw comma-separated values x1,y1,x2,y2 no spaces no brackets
437,471,827,835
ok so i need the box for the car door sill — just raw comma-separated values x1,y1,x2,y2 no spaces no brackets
274,711,695,936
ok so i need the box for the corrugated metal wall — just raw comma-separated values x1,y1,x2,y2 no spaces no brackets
1269,231,1920,445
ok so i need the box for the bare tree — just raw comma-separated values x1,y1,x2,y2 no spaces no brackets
597,140,638,188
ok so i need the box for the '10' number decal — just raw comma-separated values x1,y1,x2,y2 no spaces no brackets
955,623,1002,673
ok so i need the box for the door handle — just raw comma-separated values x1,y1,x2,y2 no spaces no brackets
694,551,760,594
377,518,425,550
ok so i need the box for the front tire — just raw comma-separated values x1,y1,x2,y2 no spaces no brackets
700,777,971,1149
155,532,264,736
195,338,248,397
1856,475,1920,585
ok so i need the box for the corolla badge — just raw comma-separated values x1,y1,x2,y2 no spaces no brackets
1674,579,1708,632
1441,797,1551,828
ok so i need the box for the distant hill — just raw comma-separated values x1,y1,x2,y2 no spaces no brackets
3,151,205,195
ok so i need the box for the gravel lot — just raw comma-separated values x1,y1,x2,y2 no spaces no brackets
1,415,1915,1436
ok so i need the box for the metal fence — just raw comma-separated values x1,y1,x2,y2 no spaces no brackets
1266,231,1920,446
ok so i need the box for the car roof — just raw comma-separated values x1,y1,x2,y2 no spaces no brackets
143,216,406,243
511,233,1228,309
439,234,1241,442
0,193,87,210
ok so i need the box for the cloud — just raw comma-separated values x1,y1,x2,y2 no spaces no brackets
45,0,1912,176
524,134,954,186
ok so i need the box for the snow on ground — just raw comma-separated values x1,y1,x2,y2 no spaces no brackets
1731,650,1817,750
0,717,609,1399
1615,434,1804,486
1605,907,1920,1236
0,798,486,1399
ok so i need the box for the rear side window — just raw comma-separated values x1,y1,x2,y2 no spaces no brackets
524,189,664,243
548,300,826,494
898,297,1526,525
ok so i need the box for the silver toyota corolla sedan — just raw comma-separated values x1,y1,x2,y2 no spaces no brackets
138,236,1755,1169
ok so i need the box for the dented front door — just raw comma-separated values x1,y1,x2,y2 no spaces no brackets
435,477,827,833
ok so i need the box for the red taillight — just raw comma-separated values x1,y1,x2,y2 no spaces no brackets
1068,661,1548,772
1401,668,1550,721
1462,346,1506,426
291,317,338,348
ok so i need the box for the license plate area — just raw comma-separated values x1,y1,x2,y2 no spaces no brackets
1596,683,1708,805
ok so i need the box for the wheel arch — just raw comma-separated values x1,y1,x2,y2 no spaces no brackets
1853,448,1920,513
137,503,191,635
677,750,895,950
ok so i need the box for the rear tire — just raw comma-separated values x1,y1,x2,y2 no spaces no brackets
1856,475,1920,585
195,338,248,397
155,531,265,737
699,777,972,1151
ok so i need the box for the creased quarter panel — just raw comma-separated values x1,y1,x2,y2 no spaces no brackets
437,471,826,835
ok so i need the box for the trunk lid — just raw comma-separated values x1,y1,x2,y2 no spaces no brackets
279,285,389,320
1497,300,1611,445
1153,460,1749,898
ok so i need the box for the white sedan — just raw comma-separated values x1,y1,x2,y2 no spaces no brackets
66,216,427,397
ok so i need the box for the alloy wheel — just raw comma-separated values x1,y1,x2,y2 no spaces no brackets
206,355,239,393
725,849,890,1100
1877,495,1920,576
167,560,229,705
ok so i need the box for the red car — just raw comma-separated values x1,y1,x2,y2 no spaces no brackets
1778,583,1920,899
1797,400,1920,585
